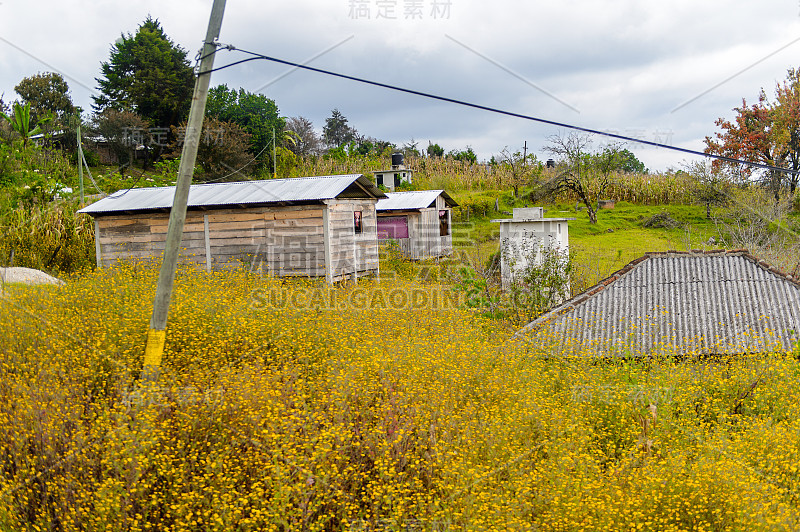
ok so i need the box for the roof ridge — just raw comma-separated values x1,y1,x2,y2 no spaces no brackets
383,189,443,195
188,174,362,188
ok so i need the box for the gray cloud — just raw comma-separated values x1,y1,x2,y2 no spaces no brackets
2,0,799,170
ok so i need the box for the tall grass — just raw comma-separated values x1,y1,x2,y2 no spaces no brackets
1,264,799,530
0,197,95,274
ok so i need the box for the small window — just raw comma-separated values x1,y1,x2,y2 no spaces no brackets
439,210,450,236
354,211,363,234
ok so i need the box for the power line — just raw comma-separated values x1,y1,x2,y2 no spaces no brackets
202,47,799,176
201,137,273,183
80,148,105,195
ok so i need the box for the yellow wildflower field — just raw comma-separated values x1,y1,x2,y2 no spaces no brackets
1,264,799,531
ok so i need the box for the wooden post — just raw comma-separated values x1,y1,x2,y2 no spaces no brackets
323,202,332,284
203,214,211,272
142,0,227,382
94,219,102,268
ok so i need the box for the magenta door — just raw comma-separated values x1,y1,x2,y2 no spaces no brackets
377,216,409,239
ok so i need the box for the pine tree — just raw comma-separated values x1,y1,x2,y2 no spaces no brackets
93,17,194,128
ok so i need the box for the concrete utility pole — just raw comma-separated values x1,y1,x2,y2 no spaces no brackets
77,124,84,204
142,0,227,382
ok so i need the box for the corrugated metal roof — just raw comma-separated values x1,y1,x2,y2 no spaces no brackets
376,190,458,211
78,174,386,214
516,250,800,355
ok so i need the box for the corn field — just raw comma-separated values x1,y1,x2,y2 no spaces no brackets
288,154,698,204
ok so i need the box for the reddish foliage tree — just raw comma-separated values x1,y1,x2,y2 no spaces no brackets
705,69,800,196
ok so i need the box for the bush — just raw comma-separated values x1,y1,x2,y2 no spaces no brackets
505,244,573,325
642,211,681,229
71,148,100,168
452,243,573,327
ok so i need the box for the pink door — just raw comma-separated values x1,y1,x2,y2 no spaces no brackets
377,216,409,239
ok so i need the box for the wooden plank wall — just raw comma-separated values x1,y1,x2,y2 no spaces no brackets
418,208,440,259
378,207,453,260
261,205,325,277
326,199,379,281
96,212,207,267
96,205,327,277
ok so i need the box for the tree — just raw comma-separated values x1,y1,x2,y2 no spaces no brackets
449,146,477,163
705,67,800,198
349,134,394,157
285,116,321,156
770,68,800,193
615,148,647,173
14,72,75,127
685,161,730,219
322,108,356,148
93,17,194,129
402,139,420,158
168,117,252,182
205,85,286,170
496,146,542,197
427,142,444,157
1,101,50,149
91,109,149,174
0,95,11,144
542,133,623,224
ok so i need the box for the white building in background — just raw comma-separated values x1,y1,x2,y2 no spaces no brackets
372,152,413,191
492,207,572,289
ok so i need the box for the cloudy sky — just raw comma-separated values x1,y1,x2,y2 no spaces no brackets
2,0,800,171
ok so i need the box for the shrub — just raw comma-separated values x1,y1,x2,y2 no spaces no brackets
642,211,681,229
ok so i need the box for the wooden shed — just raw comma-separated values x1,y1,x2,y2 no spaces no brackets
78,174,386,283
375,190,458,259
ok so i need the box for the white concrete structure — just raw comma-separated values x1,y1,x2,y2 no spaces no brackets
372,153,413,191
492,208,572,289
372,167,413,191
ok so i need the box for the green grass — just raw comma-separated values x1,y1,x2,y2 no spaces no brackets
450,193,721,285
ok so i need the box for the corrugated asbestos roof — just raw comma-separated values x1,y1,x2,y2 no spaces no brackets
516,250,800,355
376,190,458,211
78,174,385,214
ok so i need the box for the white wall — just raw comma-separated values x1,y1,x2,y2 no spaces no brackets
498,219,569,289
